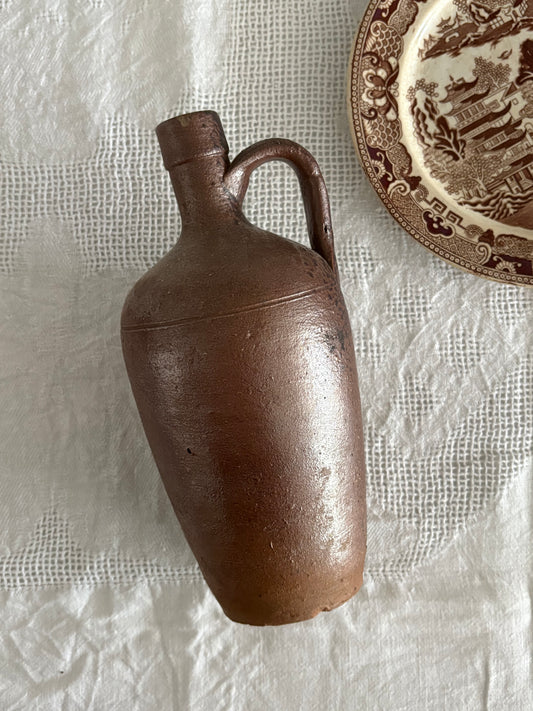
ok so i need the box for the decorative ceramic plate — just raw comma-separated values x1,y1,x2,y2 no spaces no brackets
348,0,533,285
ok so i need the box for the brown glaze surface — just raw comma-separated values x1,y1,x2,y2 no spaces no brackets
121,111,366,625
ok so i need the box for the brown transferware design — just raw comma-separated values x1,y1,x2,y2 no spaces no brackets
121,111,366,625
349,0,533,285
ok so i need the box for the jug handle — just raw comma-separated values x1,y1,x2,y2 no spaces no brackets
225,139,338,281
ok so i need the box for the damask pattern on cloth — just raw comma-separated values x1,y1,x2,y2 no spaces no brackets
0,0,532,590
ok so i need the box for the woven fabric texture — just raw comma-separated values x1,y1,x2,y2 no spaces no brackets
1,0,532,707
1,0,531,580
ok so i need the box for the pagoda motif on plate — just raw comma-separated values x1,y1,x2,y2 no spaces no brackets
421,0,533,59
410,40,533,228
444,76,533,200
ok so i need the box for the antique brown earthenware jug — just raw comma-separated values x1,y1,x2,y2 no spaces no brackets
121,111,366,625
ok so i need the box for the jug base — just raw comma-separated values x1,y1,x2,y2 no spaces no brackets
220,577,363,627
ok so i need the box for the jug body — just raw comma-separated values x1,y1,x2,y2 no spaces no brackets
121,112,366,625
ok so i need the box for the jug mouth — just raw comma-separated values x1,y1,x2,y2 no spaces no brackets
156,111,229,170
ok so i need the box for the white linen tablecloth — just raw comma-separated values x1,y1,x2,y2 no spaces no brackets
0,0,531,708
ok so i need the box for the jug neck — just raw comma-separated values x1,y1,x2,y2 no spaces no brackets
156,111,238,229
168,153,235,228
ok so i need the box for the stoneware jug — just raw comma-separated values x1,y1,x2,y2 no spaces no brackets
121,111,366,625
